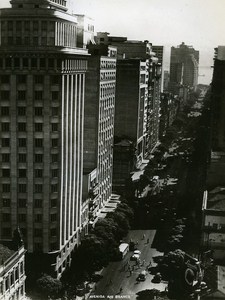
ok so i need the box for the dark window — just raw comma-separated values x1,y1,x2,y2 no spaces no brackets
33,37,39,45
51,138,58,148
41,21,47,30
35,169,43,178
51,169,58,178
51,76,60,85
22,58,29,68
18,122,26,132
34,107,43,116
18,138,26,147
34,214,42,223
18,107,26,116
52,154,58,163
34,228,42,237
1,75,10,84
24,21,30,31
2,228,11,238
34,198,42,208
1,122,10,131
52,123,58,131
18,184,26,193
51,184,58,193
48,58,54,69
1,91,10,100
51,91,59,101
35,184,43,193
5,57,12,68
34,123,43,132
2,198,10,207
33,21,39,31
18,4,23,8
14,57,20,68
31,58,37,68
40,58,46,69
2,168,10,177
2,153,10,162
18,198,26,208
18,153,26,162
2,138,10,147
17,75,27,84
52,107,58,116
17,90,26,100
34,138,43,148
50,228,57,237
34,91,43,100
35,154,43,163
3,213,10,222
2,184,10,193
35,75,44,84
50,214,57,222
51,198,57,208
18,169,26,178
18,214,26,222
34,243,42,252
1,106,9,115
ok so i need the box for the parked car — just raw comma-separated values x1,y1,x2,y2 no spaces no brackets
134,250,141,255
137,270,147,281
152,272,162,283
130,253,140,261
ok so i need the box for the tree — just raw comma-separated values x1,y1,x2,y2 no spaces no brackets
36,274,62,298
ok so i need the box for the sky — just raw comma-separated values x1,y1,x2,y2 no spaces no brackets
1,0,224,84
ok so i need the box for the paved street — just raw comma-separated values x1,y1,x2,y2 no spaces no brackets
88,230,167,300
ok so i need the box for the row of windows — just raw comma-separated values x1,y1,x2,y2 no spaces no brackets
0,74,60,85
1,213,57,223
1,106,59,116
1,122,59,133
2,198,58,208
1,168,58,178
2,36,55,47
0,57,61,70
100,60,116,69
0,90,60,101
100,71,116,81
1,20,55,32
2,183,58,193
1,153,59,163
1,138,59,148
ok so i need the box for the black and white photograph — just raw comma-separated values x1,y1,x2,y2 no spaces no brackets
0,0,224,299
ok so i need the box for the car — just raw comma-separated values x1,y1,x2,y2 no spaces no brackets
137,270,147,281
134,250,141,255
130,253,140,261
152,272,162,283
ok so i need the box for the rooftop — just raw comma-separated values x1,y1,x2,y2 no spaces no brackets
0,244,15,266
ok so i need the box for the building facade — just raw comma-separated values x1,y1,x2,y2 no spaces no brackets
83,44,117,225
0,0,88,277
0,245,26,300
169,42,199,96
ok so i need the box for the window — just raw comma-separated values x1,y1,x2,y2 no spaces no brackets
18,122,26,132
50,228,57,237
3,198,10,207
34,198,42,208
2,184,10,193
2,168,10,177
18,153,26,162
14,57,20,68
35,169,43,178
35,154,43,163
50,214,57,222
34,91,43,100
17,75,27,84
2,153,10,162
51,123,58,131
34,243,42,252
17,90,26,100
18,198,26,208
51,91,59,101
1,91,10,100
52,107,58,116
1,122,10,131
52,138,58,148
34,107,43,116
18,138,26,147
31,58,37,68
1,106,9,115
35,75,44,84
48,58,54,69
51,169,58,178
34,214,42,223
2,228,11,238
35,184,43,193
1,75,10,84
34,228,42,237
51,184,58,193
33,37,39,45
3,213,10,222
33,21,39,31
18,214,26,222
51,76,60,85
52,154,58,163
23,57,29,68
18,169,26,178
51,198,57,208
5,57,12,68
35,138,43,148
18,106,26,116
34,123,43,132
40,58,46,69
2,138,10,147
18,184,27,193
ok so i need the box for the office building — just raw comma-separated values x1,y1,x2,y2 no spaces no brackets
83,44,117,225
169,42,199,96
0,0,89,277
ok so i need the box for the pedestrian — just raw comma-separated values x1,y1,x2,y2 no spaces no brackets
136,240,139,245
119,287,123,293
147,238,150,243
142,259,145,266
142,234,145,240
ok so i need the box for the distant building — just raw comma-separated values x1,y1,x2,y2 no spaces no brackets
83,44,117,226
0,0,89,278
0,244,26,300
169,42,199,98
202,188,225,262
163,70,170,91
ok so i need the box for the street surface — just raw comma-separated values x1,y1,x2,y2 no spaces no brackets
88,230,167,300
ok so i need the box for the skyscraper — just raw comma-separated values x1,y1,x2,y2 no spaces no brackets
0,0,89,277
169,42,199,95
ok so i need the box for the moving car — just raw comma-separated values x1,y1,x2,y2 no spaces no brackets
137,270,147,281
130,253,140,261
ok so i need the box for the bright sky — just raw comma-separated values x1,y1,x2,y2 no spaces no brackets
1,0,223,84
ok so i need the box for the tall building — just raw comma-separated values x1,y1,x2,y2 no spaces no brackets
0,0,89,277
83,44,117,226
169,42,199,95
